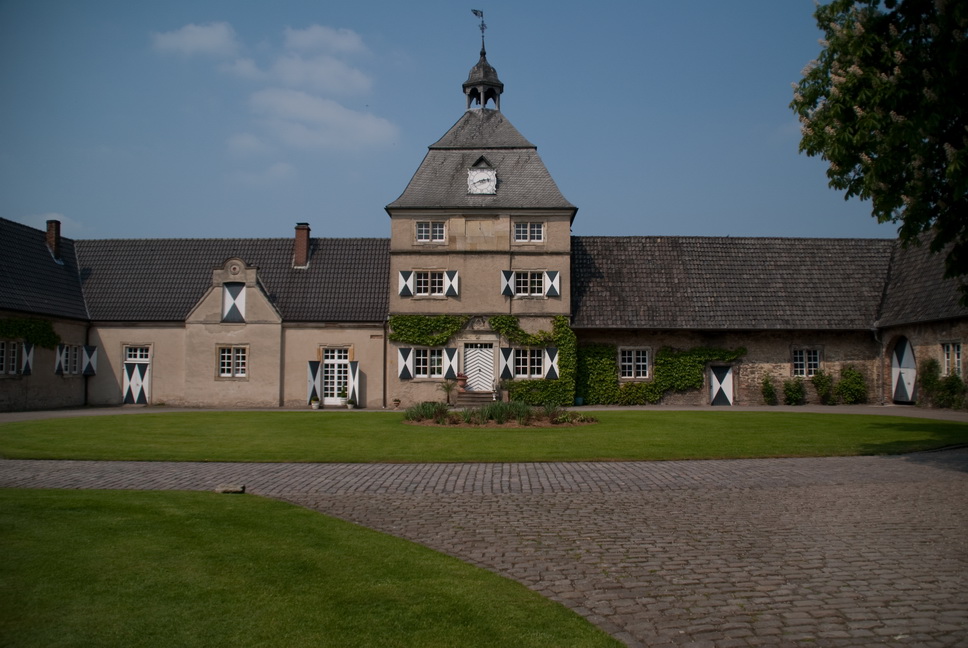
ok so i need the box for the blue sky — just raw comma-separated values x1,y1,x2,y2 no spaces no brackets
0,0,895,241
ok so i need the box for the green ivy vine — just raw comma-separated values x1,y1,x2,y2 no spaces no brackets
576,344,747,405
0,317,61,349
494,315,576,407
388,315,470,346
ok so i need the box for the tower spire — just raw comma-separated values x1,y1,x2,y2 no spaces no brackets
464,10,504,111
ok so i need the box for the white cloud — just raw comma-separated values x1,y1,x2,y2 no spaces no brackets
229,162,296,187
152,22,240,57
227,132,270,156
218,57,267,81
250,88,397,150
271,54,371,94
283,25,367,54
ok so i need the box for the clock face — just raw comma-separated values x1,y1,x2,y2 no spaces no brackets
467,168,497,194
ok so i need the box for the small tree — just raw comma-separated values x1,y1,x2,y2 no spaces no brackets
811,370,836,405
783,377,807,405
761,374,779,405
438,379,457,406
835,365,869,404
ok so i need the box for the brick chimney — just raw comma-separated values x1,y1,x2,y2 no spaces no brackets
293,222,310,268
46,220,61,260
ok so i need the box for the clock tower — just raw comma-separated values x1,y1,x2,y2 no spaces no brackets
385,39,577,402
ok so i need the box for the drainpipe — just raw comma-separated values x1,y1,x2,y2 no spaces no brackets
383,317,389,409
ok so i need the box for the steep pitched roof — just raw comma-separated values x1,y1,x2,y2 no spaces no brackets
75,237,389,322
0,218,88,320
571,236,896,330
877,239,968,326
386,109,576,213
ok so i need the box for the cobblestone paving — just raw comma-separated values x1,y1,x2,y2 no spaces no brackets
2,452,967,647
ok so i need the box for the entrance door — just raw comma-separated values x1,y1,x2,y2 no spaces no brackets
710,365,733,406
891,337,917,403
122,346,151,404
464,343,494,392
322,348,349,406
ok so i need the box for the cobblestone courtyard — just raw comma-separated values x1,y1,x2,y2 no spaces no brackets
2,450,967,647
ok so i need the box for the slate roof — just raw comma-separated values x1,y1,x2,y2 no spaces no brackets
571,236,897,330
0,218,88,320
74,237,389,322
877,238,968,327
386,109,576,213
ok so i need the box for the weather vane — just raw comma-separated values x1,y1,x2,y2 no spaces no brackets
472,9,486,52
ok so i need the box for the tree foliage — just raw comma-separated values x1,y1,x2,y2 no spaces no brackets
791,0,968,298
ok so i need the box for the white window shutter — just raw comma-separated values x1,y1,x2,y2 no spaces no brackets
307,361,321,403
82,346,98,376
499,347,514,380
444,270,459,297
544,348,559,380
399,271,414,297
348,361,360,403
21,342,33,376
222,282,246,323
443,348,459,379
54,344,65,375
398,348,414,380
501,270,515,297
544,271,560,297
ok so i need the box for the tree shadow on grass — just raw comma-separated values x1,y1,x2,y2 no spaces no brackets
857,420,968,474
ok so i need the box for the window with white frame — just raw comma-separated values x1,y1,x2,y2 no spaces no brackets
514,222,544,242
416,221,446,243
619,348,650,379
942,342,962,376
0,341,19,375
69,345,80,375
322,348,349,400
514,348,544,378
792,348,821,377
125,346,150,362
414,348,443,378
218,346,248,378
514,271,544,296
415,271,445,296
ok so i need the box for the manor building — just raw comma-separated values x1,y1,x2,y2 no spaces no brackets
2,46,965,412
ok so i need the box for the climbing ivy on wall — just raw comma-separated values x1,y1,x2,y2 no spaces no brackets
387,315,470,346
576,344,747,405
0,317,60,349
492,315,576,407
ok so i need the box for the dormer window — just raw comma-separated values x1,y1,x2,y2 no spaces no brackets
467,157,496,195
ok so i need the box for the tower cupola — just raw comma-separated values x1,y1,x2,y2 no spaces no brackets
463,10,503,110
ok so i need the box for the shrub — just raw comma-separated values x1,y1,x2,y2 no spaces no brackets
835,365,868,404
811,370,835,405
404,401,449,422
935,374,967,409
918,358,942,407
782,377,806,405
761,374,779,406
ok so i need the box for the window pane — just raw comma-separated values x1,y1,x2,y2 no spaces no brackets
429,349,443,376
431,222,445,241
514,223,528,241
416,222,429,241
430,272,444,295
530,272,543,295
234,348,247,377
219,348,234,376
530,223,543,241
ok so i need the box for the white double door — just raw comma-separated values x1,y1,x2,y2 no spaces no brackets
463,343,494,392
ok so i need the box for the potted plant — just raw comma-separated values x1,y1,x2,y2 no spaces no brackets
310,396,320,410
346,397,356,410
337,384,347,407
391,397,401,409
456,373,468,391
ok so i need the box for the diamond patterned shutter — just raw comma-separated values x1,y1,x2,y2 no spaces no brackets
122,363,150,404
21,342,33,376
399,271,414,297
710,366,734,406
307,361,321,403
444,270,459,297
544,347,559,379
348,361,360,403
398,348,414,380
499,347,514,380
54,344,65,375
222,282,246,323
443,348,459,379
544,271,560,298
501,270,515,297
82,346,98,376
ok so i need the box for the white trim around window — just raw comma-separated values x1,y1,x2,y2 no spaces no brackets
217,345,248,379
513,221,545,243
415,221,446,243
792,348,821,377
619,347,650,380
942,342,962,376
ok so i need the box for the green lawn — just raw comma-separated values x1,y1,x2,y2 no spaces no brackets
0,488,620,648
1,410,965,462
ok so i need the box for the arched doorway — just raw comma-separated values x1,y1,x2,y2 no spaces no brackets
891,336,917,403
